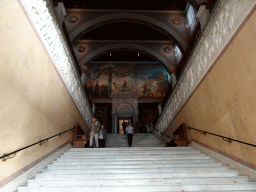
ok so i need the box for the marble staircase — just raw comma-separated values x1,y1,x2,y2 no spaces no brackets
18,146,256,191
105,133,165,147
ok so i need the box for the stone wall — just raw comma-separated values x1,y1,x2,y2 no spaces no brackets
0,0,88,183
164,8,256,168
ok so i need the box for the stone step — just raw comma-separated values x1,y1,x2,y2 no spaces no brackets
56,155,210,161
105,145,165,147
19,183,256,192
68,147,194,151
61,153,204,159
43,167,230,174
27,177,249,187
53,159,216,165
35,171,239,179
48,162,222,169
64,150,201,155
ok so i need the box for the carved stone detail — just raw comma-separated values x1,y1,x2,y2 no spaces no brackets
19,0,93,127
156,0,256,132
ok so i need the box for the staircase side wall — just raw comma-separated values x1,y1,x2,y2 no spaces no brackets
164,7,256,170
0,0,87,186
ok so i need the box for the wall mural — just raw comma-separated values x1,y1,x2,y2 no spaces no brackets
84,63,170,98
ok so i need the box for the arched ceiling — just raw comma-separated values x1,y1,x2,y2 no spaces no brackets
60,0,210,70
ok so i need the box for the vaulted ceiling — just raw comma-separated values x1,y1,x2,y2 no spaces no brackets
59,0,213,73
56,0,215,101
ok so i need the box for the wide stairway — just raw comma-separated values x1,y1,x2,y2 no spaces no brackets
18,146,256,191
106,133,165,147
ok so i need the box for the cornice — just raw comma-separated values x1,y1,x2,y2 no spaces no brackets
155,0,256,133
66,8,186,15
76,40,174,44
18,0,93,127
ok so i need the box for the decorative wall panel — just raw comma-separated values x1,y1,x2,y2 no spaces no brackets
19,0,93,127
156,0,256,133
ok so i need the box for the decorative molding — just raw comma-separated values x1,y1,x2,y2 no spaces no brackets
112,96,139,115
0,143,72,192
156,0,256,133
18,0,93,127
76,40,175,44
66,8,186,14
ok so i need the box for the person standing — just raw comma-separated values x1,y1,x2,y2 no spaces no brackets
89,116,100,148
122,121,128,135
99,124,107,148
126,122,134,147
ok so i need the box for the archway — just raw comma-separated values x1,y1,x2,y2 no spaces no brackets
69,13,187,52
79,43,172,68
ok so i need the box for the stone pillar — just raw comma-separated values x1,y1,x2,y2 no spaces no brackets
81,72,86,87
135,114,139,123
133,115,136,129
171,73,177,89
54,3,67,25
112,115,115,134
197,5,210,29
158,104,162,115
114,115,118,134
92,103,96,116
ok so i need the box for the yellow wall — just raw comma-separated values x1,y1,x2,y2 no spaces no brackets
0,0,88,182
164,10,256,166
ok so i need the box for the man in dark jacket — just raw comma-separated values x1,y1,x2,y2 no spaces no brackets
122,121,128,135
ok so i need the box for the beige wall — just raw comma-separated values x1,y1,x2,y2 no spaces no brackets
0,0,88,182
164,10,256,166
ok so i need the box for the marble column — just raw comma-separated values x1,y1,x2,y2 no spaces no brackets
171,73,176,89
81,73,86,87
197,5,210,29
92,103,96,116
54,3,66,25
158,104,162,115
112,115,115,134
133,115,136,128
114,115,118,134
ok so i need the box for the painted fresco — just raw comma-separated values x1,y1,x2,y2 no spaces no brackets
84,63,170,98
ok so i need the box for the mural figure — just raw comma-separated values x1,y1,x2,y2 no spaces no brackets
142,83,153,97
113,81,134,93
94,82,99,97
122,80,127,91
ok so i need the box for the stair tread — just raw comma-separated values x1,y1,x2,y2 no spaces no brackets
17,136,255,192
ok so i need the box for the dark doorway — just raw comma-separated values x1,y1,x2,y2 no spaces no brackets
94,103,112,134
138,103,159,132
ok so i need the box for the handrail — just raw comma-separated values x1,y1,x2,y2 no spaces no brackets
186,126,256,148
0,125,77,162
152,128,173,140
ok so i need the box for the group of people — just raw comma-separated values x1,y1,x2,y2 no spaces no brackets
89,116,107,148
89,117,135,148
122,121,134,147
